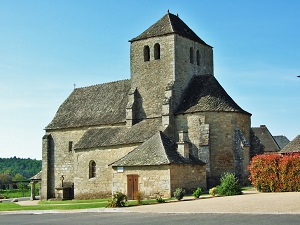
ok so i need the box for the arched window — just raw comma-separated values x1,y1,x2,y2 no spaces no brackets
196,50,200,66
154,43,160,60
89,160,96,178
190,47,194,64
144,45,150,62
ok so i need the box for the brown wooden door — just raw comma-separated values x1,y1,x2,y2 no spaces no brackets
127,174,138,200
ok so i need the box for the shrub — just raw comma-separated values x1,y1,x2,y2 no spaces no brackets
173,187,185,200
209,187,217,196
156,197,165,203
106,191,127,207
192,187,202,198
249,154,300,192
217,172,242,196
134,191,143,205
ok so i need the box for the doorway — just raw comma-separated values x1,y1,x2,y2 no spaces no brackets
127,174,138,200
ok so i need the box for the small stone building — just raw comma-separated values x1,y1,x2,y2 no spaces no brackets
41,12,252,200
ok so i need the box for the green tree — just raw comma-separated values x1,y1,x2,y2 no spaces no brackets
13,173,25,181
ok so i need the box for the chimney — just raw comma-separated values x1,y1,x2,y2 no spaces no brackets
177,131,189,159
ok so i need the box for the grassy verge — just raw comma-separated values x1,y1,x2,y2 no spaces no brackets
0,189,31,198
0,201,109,211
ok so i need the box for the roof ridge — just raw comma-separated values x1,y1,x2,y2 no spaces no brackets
75,79,130,90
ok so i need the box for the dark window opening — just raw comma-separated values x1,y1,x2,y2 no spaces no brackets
154,43,160,60
89,161,96,178
68,141,73,152
190,47,194,64
144,45,150,61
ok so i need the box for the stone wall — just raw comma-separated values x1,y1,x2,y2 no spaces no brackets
169,164,206,193
74,144,138,199
41,128,87,199
112,165,171,198
175,111,251,187
173,35,213,110
130,35,175,119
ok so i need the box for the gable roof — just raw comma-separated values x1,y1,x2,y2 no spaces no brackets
75,119,162,150
46,80,130,130
175,75,251,115
280,135,300,153
30,171,42,181
251,125,280,153
130,13,211,47
273,135,290,149
110,131,205,167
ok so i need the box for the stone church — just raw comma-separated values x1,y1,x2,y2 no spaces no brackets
41,12,252,200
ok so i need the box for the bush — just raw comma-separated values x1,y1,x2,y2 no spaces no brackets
192,187,202,198
156,197,165,203
217,172,242,196
106,191,127,207
209,187,217,196
249,154,300,192
134,191,143,205
173,187,185,200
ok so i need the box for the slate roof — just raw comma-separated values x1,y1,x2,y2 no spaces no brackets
46,80,131,130
130,12,211,47
110,131,205,167
273,135,290,149
30,171,42,181
75,119,162,149
280,135,300,153
251,125,280,153
175,75,251,115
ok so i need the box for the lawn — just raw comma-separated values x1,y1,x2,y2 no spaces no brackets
0,198,173,212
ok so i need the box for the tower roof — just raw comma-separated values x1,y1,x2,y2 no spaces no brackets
130,12,211,47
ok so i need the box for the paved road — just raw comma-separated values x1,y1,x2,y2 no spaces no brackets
1,212,300,225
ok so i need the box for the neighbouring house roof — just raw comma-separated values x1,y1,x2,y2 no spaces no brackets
273,135,290,149
46,80,131,130
30,171,42,181
175,75,251,115
280,135,300,153
110,131,205,167
251,125,280,153
74,119,162,149
130,12,211,47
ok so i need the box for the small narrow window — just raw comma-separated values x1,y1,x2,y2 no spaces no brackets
196,50,200,66
144,45,150,62
68,141,73,152
190,47,194,64
89,160,96,178
154,43,160,60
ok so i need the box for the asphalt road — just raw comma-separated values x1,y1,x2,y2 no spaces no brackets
1,212,300,225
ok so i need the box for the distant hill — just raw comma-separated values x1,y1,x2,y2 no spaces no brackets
0,157,42,179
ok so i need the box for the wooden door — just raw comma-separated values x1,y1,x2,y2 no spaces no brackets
127,174,138,200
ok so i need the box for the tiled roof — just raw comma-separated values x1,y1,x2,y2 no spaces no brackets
280,135,300,153
251,125,280,153
273,135,290,149
175,75,250,115
74,119,162,149
110,131,205,166
130,13,211,47
46,80,130,130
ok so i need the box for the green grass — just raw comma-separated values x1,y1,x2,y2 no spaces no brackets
0,189,32,198
0,197,176,212
0,201,109,211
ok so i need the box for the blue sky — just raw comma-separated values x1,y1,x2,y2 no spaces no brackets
0,0,299,159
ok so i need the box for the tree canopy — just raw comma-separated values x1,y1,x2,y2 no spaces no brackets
0,157,42,180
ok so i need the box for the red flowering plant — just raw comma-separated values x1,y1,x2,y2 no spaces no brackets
249,153,300,192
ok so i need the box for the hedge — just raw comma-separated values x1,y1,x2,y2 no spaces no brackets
249,154,300,192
